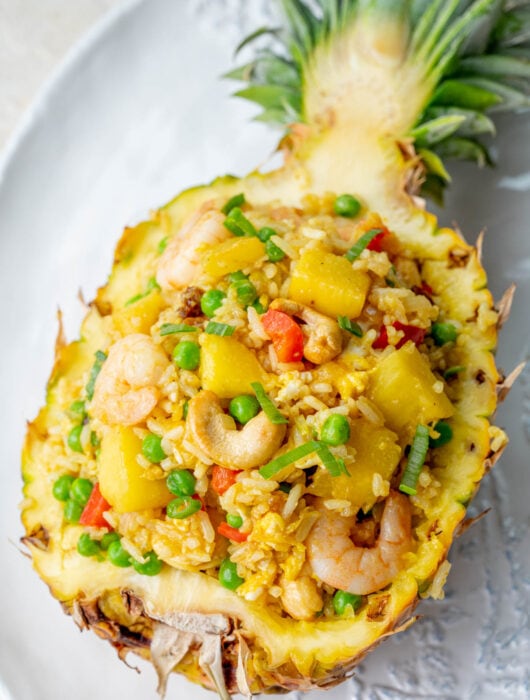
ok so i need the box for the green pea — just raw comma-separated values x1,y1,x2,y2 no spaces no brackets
257,226,277,242
52,474,75,502
201,289,226,318
142,433,167,463
265,239,286,262
320,414,351,446
64,499,83,523
226,514,243,529
430,420,453,449
431,322,458,346
228,271,247,283
334,194,361,218
70,478,93,506
218,558,244,590
172,341,200,371
333,590,362,615
77,533,100,557
229,395,260,425
100,532,120,551
68,400,86,420
166,496,201,519
167,469,196,497
107,540,132,568
67,425,84,453
132,551,163,576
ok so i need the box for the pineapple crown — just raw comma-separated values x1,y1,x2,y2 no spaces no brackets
227,0,530,201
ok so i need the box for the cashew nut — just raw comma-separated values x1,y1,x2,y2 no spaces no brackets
186,391,286,469
269,299,342,364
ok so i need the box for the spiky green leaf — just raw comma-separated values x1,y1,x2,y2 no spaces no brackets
410,114,467,146
434,136,493,166
458,53,530,77
418,148,452,182
423,107,496,137
430,79,502,110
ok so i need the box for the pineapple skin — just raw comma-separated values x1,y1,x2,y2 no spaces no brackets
21,143,507,693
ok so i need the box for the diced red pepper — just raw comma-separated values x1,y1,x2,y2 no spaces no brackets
366,229,391,252
217,522,249,543
211,466,241,495
373,321,426,350
261,308,304,363
79,483,111,528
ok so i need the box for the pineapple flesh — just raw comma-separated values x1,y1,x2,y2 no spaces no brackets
21,1,528,696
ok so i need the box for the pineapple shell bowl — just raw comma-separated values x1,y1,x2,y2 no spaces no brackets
4,1,530,699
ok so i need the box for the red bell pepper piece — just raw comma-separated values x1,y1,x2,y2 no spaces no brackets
217,522,248,543
366,229,391,252
79,483,111,528
261,308,304,363
211,466,241,495
373,321,426,350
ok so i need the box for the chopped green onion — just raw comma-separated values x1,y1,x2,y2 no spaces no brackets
316,442,350,477
345,229,384,262
251,382,288,426
443,365,466,379
399,425,430,496
257,226,277,242
222,193,246,215
431,322,458,346
205,322,236,336
265,239,286,262
337,316,363,337
259,441,320,479
429,420,453,449
85,350,107,401
157,237,168,254
160,323,199,336
125,277,160,306
223,207,256,237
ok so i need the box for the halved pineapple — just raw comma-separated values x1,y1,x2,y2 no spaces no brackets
21,1,527,697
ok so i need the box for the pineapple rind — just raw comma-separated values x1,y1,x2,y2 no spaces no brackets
21,158,501,691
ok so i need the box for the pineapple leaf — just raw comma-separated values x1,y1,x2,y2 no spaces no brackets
434,136,494,166
460,76,530,109
418,148,452,182
458,53,530,78
234,27,282,56
430,79,502,110
423,107,496,137
234,85,302,116
410,115,467,147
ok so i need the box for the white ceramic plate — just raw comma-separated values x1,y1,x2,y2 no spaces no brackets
0,1,528,699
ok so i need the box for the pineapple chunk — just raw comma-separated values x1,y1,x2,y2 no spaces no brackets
202,236,265,278
367,343,454,435
98,426,172,513
113,291,165,335
307,419,401,512
288,248,371,318
199,334,266,398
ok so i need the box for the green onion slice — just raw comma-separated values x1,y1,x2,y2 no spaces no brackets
259,441,320,479
222,193,246,215
85,350,107,401
316,442,350,477
399,424,430,496
160,323,199,336
205,322,236,336
345,228,383,262
337,316,363,337
124,277,161,306
443,365,466,379
251,382,288,425
223,207,257,237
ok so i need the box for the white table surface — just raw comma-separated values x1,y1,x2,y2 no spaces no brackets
0,0,124,149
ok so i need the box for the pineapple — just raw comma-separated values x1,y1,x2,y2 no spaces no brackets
21,1,527,697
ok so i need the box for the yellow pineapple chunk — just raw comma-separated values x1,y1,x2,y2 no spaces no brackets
288,248,371,318
307,419,401,512
367,343,454,435
98,426,172,513
113,291,165,335
202,236,265,278
199,334,266,398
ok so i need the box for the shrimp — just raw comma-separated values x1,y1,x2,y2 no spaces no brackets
90,334,170,426
156,206,230,290
306,491,412,595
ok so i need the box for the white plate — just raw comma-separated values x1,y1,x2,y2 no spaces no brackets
0,1,528,699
